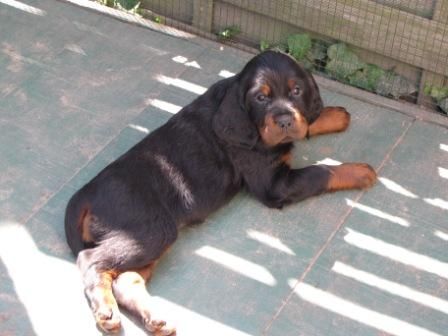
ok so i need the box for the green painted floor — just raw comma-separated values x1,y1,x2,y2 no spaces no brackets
1,1,447,335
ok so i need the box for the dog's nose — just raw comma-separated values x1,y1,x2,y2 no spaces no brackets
274,113,293,130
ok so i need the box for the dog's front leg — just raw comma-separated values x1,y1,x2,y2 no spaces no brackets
308,107,351,137
267,163,377,207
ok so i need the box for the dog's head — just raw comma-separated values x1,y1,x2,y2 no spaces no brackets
213,51,323,148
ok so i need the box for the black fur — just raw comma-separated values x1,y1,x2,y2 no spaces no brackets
65,51,332,272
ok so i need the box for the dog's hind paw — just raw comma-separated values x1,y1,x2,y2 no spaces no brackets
144,317,176,336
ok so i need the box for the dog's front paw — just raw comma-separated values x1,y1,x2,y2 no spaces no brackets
327,163,377,191
329,106,351,133
308,106,351,137
349,163,377,189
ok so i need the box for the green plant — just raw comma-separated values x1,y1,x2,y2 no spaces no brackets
271,42,288,53
261,36,420,105
424,84,448,114
98,0,115,7
309,40,327,61
260,40,270,52
116,0,140,11
153,15,163,24
217,26,240,41
375,72,417,99
287,34,312,61
424,85,448,102
438,98,448,114
325,43,365,81
348,64,385,92
97,0,140,13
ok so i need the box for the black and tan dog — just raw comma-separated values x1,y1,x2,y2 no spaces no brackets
65,51,376,334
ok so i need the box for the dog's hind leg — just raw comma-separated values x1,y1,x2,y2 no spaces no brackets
112,262,176,336
77,248,122,333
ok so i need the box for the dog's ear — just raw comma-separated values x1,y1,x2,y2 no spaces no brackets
212,80,258,149
305,71,324,124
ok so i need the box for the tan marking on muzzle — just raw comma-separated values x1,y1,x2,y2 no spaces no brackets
260,109,308,147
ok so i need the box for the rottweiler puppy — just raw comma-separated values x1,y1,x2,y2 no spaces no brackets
65,51,376,334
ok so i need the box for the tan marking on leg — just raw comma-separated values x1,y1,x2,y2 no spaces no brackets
308,106,350,137
279,152,293,167
89,270,121,333
78,207,94,243
113,263,176,335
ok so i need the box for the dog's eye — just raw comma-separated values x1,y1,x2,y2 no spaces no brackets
256,94,267,102
292,86,301,96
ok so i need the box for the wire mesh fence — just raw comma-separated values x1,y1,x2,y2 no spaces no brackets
101,0,448,116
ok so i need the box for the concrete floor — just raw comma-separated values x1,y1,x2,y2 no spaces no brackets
0,1,447,335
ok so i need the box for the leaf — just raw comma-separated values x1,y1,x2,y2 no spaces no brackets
375,72,417,99
260,40,270,52
325,43,364,80
116,0,139,10
217,26,240,40
272,43,287,53
300,58,315,71
309,41,327,61
327,43,347,60
325,58,364,81
287,34,312,60
424,84,433,96
429,86,448,102
348,64,385,91
438,98,448,114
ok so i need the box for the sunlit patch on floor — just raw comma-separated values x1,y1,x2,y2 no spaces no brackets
246,229,296,256
129,124,149,134
345,199,410,227
171,55,201,68
344,228,448,279
149,99,182,114
424,197,448,210
0,221,94,334
438,167,448,179
156,75,206,95
332,261,448,314
435,230,448,241
65,0,194,38
148,296,253,336
378,177,418,199
440,144,448,152
195,245,277,286
0,0,46,16
219,70,235,78
315,158,342,166
288,280,443,336
64,43,87,56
